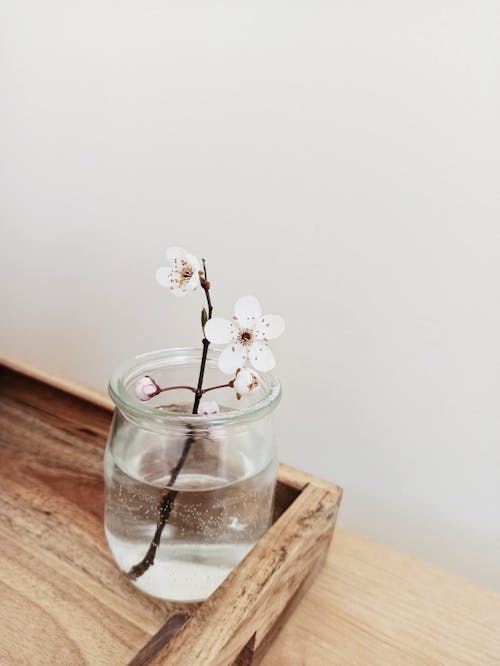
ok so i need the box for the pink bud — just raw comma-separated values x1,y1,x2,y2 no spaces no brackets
135,376,158,401
197,400,220,415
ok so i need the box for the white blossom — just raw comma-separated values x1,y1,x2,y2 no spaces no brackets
204,295,285,374
156,246,201,297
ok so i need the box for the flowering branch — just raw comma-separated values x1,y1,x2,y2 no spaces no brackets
127,247,283,582
135,369,261,405
128,255,214,581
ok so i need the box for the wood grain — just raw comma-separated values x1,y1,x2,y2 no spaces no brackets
2,354,500,665
0,365,191,665
0,358,342,665
260,526,500,665
0,352,114,410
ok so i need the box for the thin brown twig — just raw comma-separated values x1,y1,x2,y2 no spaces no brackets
156,385,197,394
201,381,234,394
153,381,234,397
127,259,215,581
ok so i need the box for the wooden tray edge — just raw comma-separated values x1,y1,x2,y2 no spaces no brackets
1,353,343,665
0,352,113,411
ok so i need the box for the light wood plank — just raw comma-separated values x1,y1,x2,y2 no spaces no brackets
260,527,500,665
0,364,191,665
0,352,113,410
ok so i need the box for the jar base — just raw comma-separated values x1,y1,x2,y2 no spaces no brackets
106,530,255,602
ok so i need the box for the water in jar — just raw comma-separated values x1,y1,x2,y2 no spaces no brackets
104,407,277,602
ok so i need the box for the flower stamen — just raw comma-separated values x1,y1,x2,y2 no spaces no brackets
238,329,253,346
178,265,194,286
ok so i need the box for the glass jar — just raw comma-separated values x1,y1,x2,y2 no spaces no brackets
104,348,281,602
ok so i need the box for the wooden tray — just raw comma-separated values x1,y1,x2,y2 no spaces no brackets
0,358,342,665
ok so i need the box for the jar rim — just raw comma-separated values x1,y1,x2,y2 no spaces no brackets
108,347,282,427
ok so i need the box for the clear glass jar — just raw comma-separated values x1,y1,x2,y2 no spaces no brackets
104,348,281,602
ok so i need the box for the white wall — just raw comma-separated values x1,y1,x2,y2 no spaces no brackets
1,1,499,589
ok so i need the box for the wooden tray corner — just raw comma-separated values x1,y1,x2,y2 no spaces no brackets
0,357,342,666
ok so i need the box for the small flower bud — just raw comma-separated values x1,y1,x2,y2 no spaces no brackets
233,368,260,395
197,400,220,415
134,376,158,401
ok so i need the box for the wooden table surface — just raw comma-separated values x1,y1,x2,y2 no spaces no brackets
1,356,500,665
261,527,500,665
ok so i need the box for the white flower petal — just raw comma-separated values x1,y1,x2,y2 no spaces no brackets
185,252,201,273
204,318,235,344
166,246,187,264
233,316,256,331
187,273,201,291
218,343,247,374
171,286,190,297
254,314,285,341
234,295,262,322
249,342,275,372
156,266,172,287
